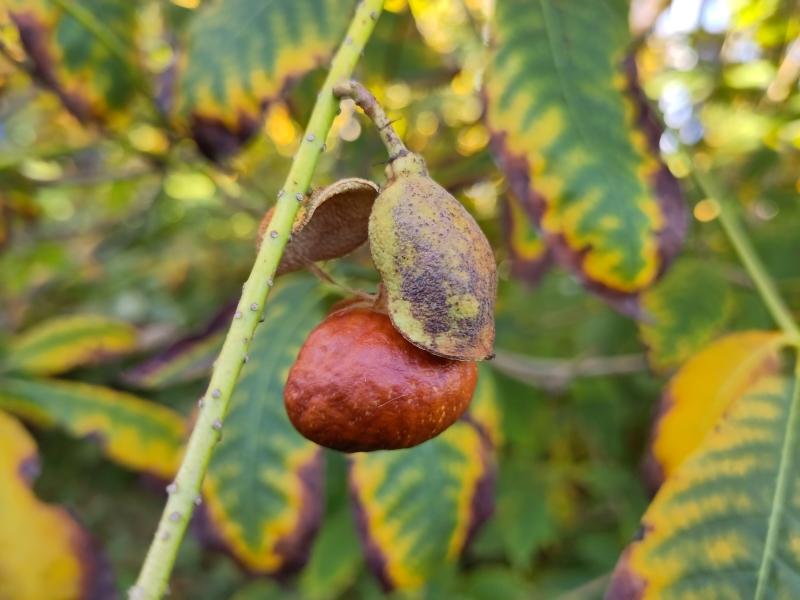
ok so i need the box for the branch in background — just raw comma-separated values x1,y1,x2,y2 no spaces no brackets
333,80,408,158
130,2,385,598
492,349,648,393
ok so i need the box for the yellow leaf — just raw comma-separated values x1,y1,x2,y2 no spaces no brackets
646,331,785,488
0,411,102,600
0,378,185,479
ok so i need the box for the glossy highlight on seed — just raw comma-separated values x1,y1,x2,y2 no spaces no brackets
284,304,477,452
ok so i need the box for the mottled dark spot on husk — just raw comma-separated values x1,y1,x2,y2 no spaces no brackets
371,173,496,360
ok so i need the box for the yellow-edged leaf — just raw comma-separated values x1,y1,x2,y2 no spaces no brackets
7,0,139,122
6,315,137,376
469,364,503,447
501,191,552,284
485,0,685,298
349,421,494,590
640,259,734,371
0,377,184,479
645,331,784,489
175,0,357,160
0,410,108,600
609,375,800,599
203,276,325,574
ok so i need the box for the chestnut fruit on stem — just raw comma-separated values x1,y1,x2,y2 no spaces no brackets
284,304,477,452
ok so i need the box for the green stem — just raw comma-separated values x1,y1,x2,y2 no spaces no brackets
129,3,384,598
693,169,800,343
332,80,408,158
754,351,800,600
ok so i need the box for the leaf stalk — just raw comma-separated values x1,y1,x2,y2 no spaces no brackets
693,169,800,345
333,79,408,159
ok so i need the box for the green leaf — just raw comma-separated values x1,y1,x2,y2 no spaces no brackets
0,377,184,479
458,566,534,600
486,0,685,298
299,505,363,600
175,0,357,160
496,459,554,569
6,314,137,376
349,420,494,590
203,275,325,574
231,580,298,600
0,410,112,599
639,259,734,371
8,0,140,121
608,376,800,599
502,191,551,284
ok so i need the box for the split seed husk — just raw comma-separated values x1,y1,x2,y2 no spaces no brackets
258,177,380,275
368,153,497,361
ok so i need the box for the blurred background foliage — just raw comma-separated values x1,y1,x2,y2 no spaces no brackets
0,0,799,598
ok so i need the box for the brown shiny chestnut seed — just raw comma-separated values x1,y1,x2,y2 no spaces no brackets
284,306,477,452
